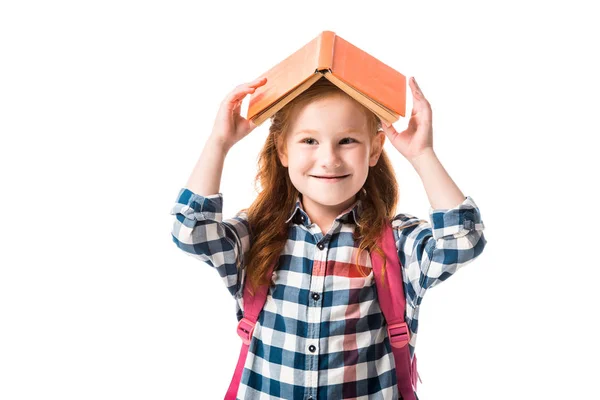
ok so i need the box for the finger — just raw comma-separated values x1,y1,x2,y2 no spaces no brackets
237,86,256,97
235,78,265,98
408,77,422,98
224,86,256,105
409,77,432,116
380,118,399,134
247,77,267,88
230,78,266,102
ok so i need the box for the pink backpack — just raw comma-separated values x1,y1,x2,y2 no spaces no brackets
225,221,421,399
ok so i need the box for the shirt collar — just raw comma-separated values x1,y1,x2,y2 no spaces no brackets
285,193,363,227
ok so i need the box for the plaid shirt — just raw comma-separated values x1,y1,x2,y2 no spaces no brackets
170,188,487,399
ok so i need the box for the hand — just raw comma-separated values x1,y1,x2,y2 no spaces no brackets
210,77,268,150
380,77,433,163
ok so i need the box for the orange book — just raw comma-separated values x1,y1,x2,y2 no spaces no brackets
247,30,407,127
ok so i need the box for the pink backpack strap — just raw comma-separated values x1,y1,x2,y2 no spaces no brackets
224,262,276,400
371,220,420,400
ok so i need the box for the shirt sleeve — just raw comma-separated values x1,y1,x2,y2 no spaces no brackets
392,195,487,308
169,188,251,299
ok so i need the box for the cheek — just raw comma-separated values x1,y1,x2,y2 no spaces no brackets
291,157,312,173
350,147,370,162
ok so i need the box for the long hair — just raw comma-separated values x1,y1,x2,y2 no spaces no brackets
241,77,399,296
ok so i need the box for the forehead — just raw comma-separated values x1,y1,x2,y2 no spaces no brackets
289,95,369,136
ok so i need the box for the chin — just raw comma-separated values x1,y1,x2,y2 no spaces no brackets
304,192,357,206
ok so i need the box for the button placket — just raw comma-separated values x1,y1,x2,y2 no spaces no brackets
305,239,326,391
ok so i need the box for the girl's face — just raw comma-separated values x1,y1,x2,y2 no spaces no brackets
278,94,385,221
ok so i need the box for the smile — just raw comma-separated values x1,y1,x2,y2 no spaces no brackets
311,175,350,182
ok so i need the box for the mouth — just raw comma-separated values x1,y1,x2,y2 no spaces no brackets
310,174,350,181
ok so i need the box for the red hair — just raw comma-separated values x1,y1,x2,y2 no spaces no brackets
240,77,400,295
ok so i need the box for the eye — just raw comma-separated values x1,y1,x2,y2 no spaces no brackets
340,137,357,144
301,137,358,145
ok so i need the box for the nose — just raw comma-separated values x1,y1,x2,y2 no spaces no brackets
318,142,342,169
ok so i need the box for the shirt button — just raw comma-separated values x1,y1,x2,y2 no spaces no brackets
317,243,324,250
312,292,320,301
308,344,316,353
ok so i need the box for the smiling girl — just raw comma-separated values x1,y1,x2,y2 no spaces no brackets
170,75,487,399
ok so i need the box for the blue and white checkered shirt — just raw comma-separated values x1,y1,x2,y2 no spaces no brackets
170,188,486,399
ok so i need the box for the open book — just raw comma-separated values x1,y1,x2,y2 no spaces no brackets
247,30,407,126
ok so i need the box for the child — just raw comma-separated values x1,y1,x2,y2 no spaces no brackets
170,75,487,399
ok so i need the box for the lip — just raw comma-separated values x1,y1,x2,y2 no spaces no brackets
311,174,350,182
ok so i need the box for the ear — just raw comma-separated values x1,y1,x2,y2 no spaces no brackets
279,151,288,167
369,131,385,167
276,138,288,167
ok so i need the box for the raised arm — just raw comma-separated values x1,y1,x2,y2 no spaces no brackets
170,77,267,298
184,136,230,196
171,137,249,299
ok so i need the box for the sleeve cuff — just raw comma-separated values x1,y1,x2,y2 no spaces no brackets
428,196,485,240
169,188,223,222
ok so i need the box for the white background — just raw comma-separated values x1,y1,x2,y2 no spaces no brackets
1,0,598,399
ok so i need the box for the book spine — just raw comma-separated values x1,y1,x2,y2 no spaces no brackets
316,30,335,72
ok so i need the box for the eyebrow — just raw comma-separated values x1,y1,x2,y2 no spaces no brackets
293,128,363,136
